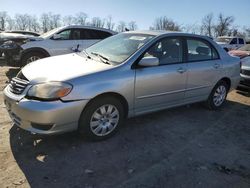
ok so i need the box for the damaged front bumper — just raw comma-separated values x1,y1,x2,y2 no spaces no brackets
0,40,23,66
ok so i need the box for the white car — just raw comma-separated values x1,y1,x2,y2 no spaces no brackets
0,25,116,66
216,36,246,51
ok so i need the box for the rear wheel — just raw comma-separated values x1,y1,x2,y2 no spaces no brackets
21,52,46,66
78,97,125,141
206,80,229,110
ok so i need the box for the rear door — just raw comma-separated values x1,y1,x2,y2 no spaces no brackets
184,37,222,102
134,37,188,114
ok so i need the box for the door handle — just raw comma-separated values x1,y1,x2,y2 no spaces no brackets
177,67,186,74
213,63,220,69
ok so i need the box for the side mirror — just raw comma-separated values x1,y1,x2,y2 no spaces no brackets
52,34,62,40
138,56,159,67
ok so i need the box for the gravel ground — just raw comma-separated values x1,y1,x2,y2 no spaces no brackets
0,61,250,188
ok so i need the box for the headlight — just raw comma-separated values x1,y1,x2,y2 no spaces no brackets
0,40,17,49
27,82,72,100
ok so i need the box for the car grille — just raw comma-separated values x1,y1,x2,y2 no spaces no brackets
9,73,29,95
241,69,250,76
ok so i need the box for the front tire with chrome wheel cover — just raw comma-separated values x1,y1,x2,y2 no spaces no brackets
21,51,46,66
78,96,125,140
206,80,229,110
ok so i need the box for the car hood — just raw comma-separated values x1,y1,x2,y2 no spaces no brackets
0,33,42,41
22,53,112,83
241,56,250,69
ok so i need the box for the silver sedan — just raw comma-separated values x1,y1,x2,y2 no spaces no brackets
3,31,241,140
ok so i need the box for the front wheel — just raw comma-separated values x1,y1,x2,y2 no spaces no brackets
21,52,46,66
78,97,125,141
205,80,229,110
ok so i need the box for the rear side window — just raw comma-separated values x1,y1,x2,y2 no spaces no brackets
80,29,112,40
187,39,219,61
230,38,237,44
239,38,244,44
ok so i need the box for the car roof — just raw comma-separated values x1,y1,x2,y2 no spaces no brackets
58,25,117,34
124,30,211,39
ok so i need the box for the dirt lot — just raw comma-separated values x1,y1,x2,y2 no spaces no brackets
0,60,250,188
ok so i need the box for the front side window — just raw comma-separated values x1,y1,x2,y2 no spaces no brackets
143,38,183,65
57,29,71,40
86,33,154,64
187,39,218,61
230,38,237,44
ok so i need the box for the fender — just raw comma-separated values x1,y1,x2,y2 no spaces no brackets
21,47,50,58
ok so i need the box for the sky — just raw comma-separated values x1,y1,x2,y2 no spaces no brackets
1,0,250,30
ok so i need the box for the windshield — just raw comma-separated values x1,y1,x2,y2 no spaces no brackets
85,33,154,65
238,44,250,51
40,27,62,38
216,37,232,43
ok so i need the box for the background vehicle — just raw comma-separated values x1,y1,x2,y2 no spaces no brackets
3,30,40,37
0,25,116,66
216,36,246,51
229,44,250,91
4,31,241,140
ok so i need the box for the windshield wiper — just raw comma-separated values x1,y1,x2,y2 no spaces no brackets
82,49,91,59
91,52,111,64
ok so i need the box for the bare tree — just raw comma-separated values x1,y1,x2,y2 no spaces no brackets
0,11,8,30
128,21,137,31
15,14,30,30
201,13,214,37
6,17,15,30
49,14,61,29
214,13,234,36
91,17,105,28
106,15,115,30
184,23,201,34
63,15,75,26
151,16,181,31
76,12,87,25
116,21,126,32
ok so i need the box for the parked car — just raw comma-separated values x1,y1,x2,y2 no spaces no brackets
3,30,40,37
229,44,250,91
0,32,35,61
3,31,241,140
216,36,246,51
0,25,116,66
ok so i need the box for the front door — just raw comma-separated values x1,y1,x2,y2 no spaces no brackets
134,37,187,114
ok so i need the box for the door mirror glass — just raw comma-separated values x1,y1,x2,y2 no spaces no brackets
138,56,159,67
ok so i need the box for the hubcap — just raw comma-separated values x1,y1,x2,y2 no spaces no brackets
90,104,119,136
213,85,227,106
26,56,40,63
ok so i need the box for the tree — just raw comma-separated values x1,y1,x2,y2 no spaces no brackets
50,14,61,29
91,17,105,28
63,15,75,26
116,21,126,32
201,13,214,37
0,11,8,30
151,16,181,31
6,17,15,30
40,13,50,32
128,21,137,31
76,12,87,25
106,15,115,30
214,13,234,36
15,14,30,30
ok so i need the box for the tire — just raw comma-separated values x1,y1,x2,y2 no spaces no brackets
78,96,125,141
205,80,229,110
21,51,46,66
